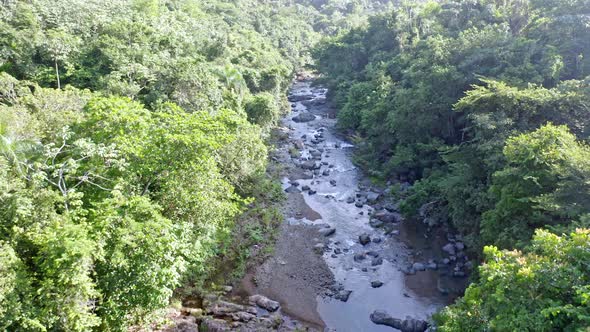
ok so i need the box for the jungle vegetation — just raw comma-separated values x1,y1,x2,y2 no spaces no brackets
0,0,393,330
2,0,590,330
314,0,590,330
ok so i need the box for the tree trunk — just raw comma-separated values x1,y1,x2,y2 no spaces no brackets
55,60,61,89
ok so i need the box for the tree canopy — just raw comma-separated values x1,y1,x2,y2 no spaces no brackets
314,0,590,330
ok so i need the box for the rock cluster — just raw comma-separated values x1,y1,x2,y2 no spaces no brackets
171,293,309,332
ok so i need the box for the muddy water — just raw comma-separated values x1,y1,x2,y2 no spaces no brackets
242,79,466,331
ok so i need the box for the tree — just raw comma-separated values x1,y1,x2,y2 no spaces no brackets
481,124,590,248
244,92,280,128
43,29,80,89
436,228,590,331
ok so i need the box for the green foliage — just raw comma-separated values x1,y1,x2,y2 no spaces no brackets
441,79,590,250
92,194,181,330
481,124,590,248
436,228,590,331
245,92,281,129
0,240,43,331
0,0,421,330
316,0,590,252
317,3,590,329
0,73,269,330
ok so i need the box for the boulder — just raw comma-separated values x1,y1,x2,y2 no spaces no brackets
284,186,301,193
335,290,352,302
257,315,284,329
366,192,381,203
371,257,384,266
293,112,316,123
207,300,256,316
373,211,401,223
319,227,336,237
174,321,199,332
249,295,280,312
201,318,231,332
300,160,321,170
371,281,384,288
354,253,366,262
370,311,428,332
229,311,256,322
359,234,371,245
369,219,384,228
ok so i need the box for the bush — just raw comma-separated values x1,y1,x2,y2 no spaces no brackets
244,92,281,129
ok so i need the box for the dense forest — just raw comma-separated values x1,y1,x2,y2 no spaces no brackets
0,0,386,330
315,0,590,330
1,0,590,331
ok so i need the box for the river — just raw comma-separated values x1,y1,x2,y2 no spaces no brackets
238,77,467,332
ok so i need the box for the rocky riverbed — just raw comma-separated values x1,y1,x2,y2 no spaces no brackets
167,76,469,331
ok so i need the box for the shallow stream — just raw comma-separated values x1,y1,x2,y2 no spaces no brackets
240,78,467,332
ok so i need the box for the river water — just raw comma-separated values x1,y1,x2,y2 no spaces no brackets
241,78,467,332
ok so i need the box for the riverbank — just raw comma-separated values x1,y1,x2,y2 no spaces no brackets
165,76,469,332
240,77,469,331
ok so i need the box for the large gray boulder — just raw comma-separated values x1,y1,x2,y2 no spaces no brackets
373,211,402,223
370,311,428,332
248,295,280,312
301,160,321,170
292,112,316,123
